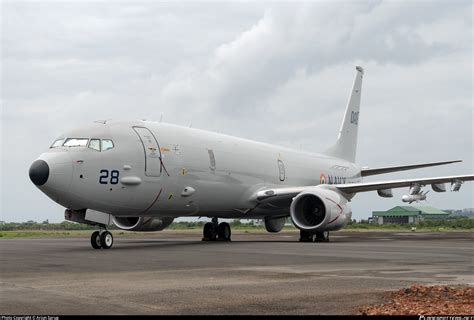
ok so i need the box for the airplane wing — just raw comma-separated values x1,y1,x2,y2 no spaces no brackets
256,174,474,203
360,160,462,177
335,174,474,194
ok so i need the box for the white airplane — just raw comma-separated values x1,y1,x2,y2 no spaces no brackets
29,66,474,249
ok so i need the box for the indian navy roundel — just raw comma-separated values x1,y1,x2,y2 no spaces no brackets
320,173,326,184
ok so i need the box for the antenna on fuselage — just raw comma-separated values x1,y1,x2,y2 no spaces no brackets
160,114,163,123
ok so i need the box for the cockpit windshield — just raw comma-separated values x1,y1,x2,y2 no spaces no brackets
50,137,114,151
63,138,89,147
89,139,101,151
101,139,114,151
50,139,65,148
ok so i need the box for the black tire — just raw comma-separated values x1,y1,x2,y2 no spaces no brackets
91,231,101,249
203,222,215,241
100,231,114,249
315,231,329,242
217,222,231,241
299,230,314,242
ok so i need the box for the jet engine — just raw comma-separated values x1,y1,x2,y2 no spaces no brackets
290,186,351,232
264,216,287,233
113,216,174,231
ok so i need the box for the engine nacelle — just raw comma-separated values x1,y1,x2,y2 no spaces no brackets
113,216,174,232
290,186,351,232
264,217,287,233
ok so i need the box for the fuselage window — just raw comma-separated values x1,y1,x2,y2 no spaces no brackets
278,159,285,181
50,138,65,148
208,149,216,172
102,139,114,151
63,138,89,147
89,139,101,151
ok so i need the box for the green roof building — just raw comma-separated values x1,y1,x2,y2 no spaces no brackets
372,206,450,224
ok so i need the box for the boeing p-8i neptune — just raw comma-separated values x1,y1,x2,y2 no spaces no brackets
29,66,473,249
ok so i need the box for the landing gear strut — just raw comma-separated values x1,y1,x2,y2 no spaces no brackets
202,218,231,241
90,227,114,249
315,231,330,242
299,230,314,242
299,230,330,243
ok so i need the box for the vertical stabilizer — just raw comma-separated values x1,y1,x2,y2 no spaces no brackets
324,66,364,163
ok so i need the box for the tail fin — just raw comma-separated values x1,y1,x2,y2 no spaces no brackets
324,66,364,163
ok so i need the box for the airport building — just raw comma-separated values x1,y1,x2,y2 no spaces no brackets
372,206,450,225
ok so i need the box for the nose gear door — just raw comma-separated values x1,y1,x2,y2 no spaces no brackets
133,127,162,177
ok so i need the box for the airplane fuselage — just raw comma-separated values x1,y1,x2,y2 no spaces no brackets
35,120,362,219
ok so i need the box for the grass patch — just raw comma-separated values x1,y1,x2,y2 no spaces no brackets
1,217,471,238
0,231,91,238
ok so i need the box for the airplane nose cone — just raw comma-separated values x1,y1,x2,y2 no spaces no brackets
29,160,49,186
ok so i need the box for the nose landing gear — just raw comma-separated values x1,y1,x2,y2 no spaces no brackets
202,218,231,241
90,228,114,249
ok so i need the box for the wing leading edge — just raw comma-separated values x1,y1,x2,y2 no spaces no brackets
335,174,474,194
360,160,462,177
255,174,474,203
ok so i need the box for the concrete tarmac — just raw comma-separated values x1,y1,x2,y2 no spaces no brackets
0,231,472,315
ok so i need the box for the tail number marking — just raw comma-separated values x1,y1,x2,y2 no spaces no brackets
350,111,359,125
99,169,120,185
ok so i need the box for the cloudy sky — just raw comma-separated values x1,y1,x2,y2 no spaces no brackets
1,1,472,222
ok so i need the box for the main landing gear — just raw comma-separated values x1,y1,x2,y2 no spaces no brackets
202,217,231,241
299,230,330,243
90,227,114,249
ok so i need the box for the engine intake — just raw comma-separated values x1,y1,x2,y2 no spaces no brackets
292,195,326,228
113,216,174,231
290,186,351,232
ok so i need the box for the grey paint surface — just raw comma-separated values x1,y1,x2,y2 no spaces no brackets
0,231,472,315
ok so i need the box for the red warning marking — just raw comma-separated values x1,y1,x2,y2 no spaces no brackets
138,188,163,215
325,197,344,225
159,158,170,176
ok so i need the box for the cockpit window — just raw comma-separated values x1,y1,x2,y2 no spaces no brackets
50,139,65,148
89,139,101,151
101,139,114,151
63,138,89,147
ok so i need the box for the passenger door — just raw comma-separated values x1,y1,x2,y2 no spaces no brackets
133,127,162,177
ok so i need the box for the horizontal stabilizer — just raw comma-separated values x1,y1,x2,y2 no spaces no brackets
360,160,462,177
